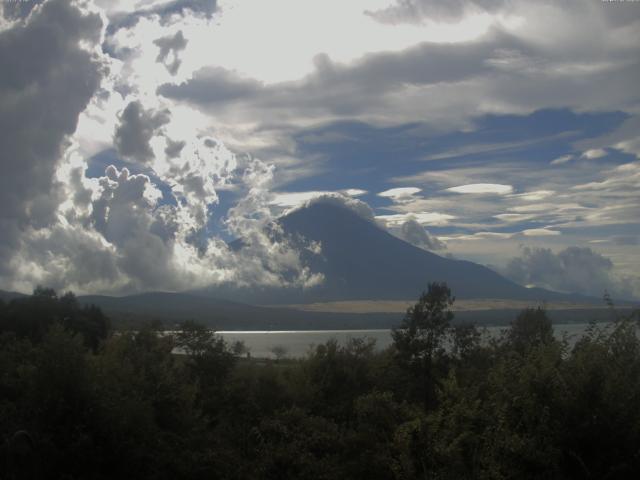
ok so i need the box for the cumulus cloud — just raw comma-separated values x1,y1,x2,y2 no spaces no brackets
0,0,105,281
397,218,446,250
502,246,639,300
113,101,170,163
224,159,324,289
0,0,324,295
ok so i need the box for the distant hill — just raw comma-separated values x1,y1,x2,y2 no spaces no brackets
0,290,27,302
76,291,400,330
2,289,622,331
204,202,597,305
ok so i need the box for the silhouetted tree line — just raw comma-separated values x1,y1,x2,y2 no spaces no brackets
0,283,639,479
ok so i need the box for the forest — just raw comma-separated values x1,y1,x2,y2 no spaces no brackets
0,284,639,479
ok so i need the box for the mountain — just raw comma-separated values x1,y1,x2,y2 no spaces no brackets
212,202,596,305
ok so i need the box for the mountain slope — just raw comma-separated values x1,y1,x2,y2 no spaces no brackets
0,290,28,302
214,202,591,304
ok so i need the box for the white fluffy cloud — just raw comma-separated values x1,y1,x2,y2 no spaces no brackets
397,217,446,251
0,0,328,295
503,246,639,300
378,187,421,202
0,0,105,282
299,193,376,223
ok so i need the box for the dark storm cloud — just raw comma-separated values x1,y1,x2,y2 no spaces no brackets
0,0,104,276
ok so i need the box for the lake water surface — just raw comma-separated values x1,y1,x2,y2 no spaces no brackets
218,323,602,359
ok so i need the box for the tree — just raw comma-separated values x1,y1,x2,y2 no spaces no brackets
270,345,288,361
392,282,455,410
506,306,554,354
175,320,236,416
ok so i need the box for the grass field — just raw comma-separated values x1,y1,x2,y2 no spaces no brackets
270,299,618,314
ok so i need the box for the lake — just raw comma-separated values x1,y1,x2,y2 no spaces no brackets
217,322,604,359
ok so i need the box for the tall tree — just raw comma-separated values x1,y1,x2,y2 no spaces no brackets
392,282,454,410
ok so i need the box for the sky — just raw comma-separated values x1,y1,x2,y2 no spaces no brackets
0,0,639,299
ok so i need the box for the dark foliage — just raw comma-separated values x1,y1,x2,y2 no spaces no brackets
0,284,639,479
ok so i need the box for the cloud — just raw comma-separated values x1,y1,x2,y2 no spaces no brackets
397,217,446,250
271,189,366,209
550,154,573,165
590,235,639,246
611,235,639,246
502,246,639,299
507,190,554,201
113,101,170,163
378,187,421,202
153,29,187,74
446,183,513,194
0,0,326,296
376,212,455,227
581,148,607,160
104,0,218,33
520,228,561,237
365,0,509,24
343,188,367,197
157,2,640,144
574,115,640,160
300,193,376,223
157,66,262,103
223,159,325,289
0,0,105,282
0,0,43,20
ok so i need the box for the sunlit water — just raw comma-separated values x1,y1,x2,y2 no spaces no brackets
217,323,604,359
